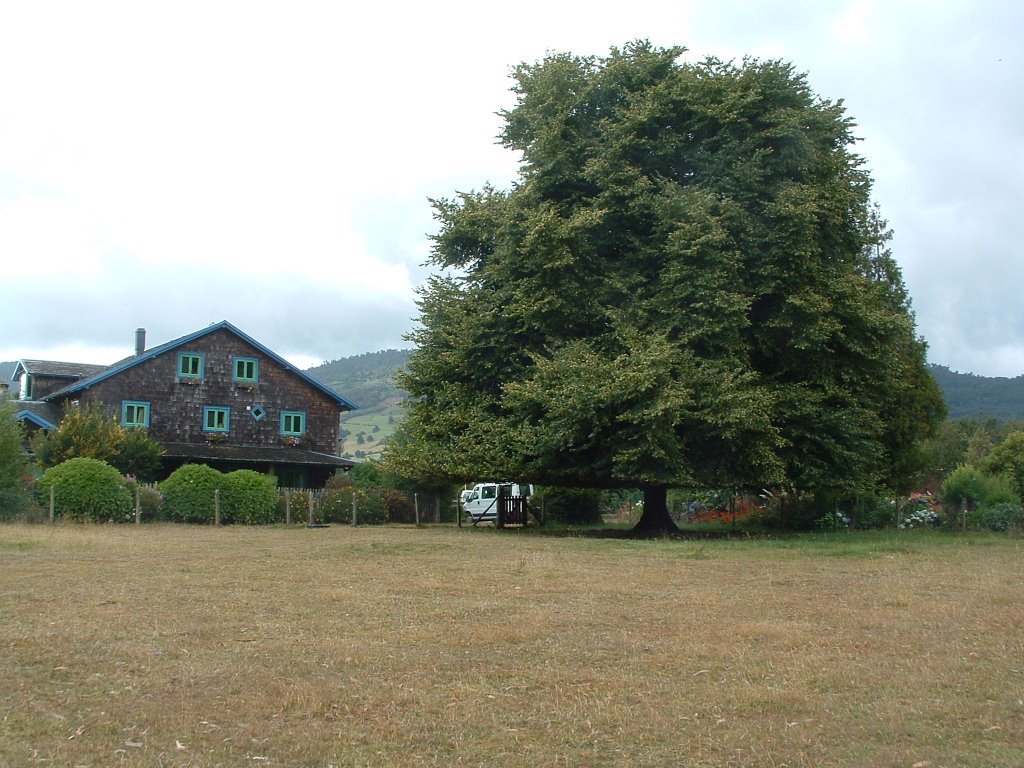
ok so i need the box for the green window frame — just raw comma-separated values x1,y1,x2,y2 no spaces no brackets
233,356,259,383
203,406,230,433
280,410,306,436
178,352,204,379
121,400,150,429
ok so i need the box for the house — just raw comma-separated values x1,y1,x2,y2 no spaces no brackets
10,322,357,488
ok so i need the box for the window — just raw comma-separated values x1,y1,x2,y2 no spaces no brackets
121,401,150,429
281,410,306,436
250,404,266,421
203,406,230,433
178,352,204,379
233,356,259,383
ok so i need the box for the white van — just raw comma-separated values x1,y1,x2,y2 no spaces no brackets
460,482,534,524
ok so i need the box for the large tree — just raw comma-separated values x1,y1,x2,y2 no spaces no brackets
388,42,943,532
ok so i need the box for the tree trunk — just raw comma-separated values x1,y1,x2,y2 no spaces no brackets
632,485,678,534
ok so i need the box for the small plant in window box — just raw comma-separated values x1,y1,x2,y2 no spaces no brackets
237,382,259,391
179,378,202,386
206,433,229,444
283,436,303,448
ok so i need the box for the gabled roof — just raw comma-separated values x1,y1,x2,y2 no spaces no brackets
43,321,358,410
13,402,62,431
12,360,107,380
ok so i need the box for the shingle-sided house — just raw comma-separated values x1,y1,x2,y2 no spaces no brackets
11,322,357,488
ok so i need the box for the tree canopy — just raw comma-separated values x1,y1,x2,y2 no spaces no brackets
387,42,944,531
32,403,165,482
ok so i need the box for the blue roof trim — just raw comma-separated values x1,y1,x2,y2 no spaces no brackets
15,410,58,431
49,321,358,410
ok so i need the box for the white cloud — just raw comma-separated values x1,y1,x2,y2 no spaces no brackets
1,0,1023,378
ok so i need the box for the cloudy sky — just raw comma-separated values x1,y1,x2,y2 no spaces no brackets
1,1,1020,376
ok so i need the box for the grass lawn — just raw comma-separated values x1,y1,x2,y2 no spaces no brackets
1,524,1022,767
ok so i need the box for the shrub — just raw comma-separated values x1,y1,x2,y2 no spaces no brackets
976,502,1024,532
113,427,165,482
385,491,415,523
850,495,897,529
161,464,225,524
897,508,943,529
222,470,277,525
940,465,1019,514
31,403,164,481
354,489,387,524
0,394,30,517
123,478,164,522
277,488,311,523
536,487,603,525
36,457,133,522
319,487,353,523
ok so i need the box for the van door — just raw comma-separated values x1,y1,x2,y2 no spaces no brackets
463,483,499,522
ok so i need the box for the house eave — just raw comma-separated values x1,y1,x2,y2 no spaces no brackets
160,442,355,469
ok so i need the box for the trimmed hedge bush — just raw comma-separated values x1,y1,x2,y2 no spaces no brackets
162,464,278,525
36,457,133,522
160,464,224,524
222,470,277,524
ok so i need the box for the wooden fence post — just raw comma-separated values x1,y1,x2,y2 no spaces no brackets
285,489,291,525
414,492,420,526
135,486,141,525
308,490,315,526
351,491,357,526
214,489,221,526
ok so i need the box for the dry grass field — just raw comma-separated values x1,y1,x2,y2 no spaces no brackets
1,523,1022,768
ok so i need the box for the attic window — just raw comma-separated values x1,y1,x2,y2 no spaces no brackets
178,352,204,379
250,405,266,421
233,357,259,383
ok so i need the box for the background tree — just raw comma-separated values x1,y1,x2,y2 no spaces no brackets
978,430,1024,499
389,42,943,532
0,393,30,514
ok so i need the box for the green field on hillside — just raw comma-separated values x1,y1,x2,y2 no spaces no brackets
338,402,403,460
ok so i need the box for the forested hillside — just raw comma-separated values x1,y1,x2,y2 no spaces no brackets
306,350,410,461
306,349,409,408
928,364,1024,421
0,362,15,393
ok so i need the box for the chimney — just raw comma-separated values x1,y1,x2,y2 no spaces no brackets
135,328,146,357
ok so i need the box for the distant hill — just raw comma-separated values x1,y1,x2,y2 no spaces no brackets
304,353,1024,423
927,364,1024,421
0,361,16,394
306,350,411,461
306,349,410,409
